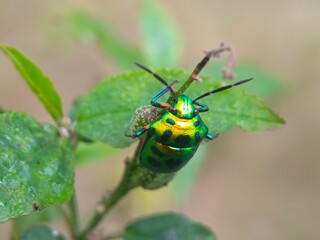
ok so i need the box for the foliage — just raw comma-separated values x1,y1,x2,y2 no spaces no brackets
20,225,65,240
71,69,283,149
0,1,285,239
0,111,74,223
124,212,216,240
0,46,63,123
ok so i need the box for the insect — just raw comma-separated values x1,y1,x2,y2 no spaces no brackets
126,58,253,173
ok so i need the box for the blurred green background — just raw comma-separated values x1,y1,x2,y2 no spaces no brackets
0,0,319,239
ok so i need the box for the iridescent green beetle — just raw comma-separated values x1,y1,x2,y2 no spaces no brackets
126,60,253,173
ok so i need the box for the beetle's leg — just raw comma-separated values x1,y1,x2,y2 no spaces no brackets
151,87,172,109
151,80,178,110
135,62,178,109
206,133,219,140
194,101,209,112
125,124,150,138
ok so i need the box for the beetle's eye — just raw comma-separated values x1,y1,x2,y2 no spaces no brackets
169,106,177,114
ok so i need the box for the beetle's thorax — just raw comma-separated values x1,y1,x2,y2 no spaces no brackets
173,95,196,119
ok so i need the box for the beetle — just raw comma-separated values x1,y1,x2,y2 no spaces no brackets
126,62,253,173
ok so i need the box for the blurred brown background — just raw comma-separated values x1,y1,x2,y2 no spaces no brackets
1,0,320,239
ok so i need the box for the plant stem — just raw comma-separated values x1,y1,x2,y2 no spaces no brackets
168,43,235,102
77,142,142,239
59,205,73,236
69,193,80,238
76,123,174,239
10,221,19,240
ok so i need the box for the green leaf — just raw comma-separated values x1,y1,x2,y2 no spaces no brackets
124,212,216,240
70,69,172,148
0,46,63,122
20,225,65,240
139,0,182,67
70,69,284,148
0,112,74,222
190,81,285,134
66,11,144,69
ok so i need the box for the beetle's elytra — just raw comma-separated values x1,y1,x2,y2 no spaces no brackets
126,58,253,173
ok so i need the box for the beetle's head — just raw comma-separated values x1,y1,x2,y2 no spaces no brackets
170,95,196,119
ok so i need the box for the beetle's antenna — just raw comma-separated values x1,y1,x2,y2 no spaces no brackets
135,62,176,97
193,78,254,102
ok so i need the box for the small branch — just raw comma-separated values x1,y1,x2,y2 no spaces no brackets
60,194,80,238
169,43,236,102
59,205,73,236
69,193,80,238
58,118,81,238
77,142,143,239
10,221,19,240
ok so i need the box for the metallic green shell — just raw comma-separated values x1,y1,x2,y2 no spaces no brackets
139,110,208,173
